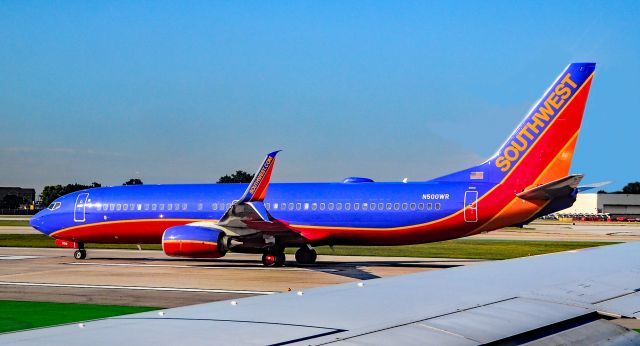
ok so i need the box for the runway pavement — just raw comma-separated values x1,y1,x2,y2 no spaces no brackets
1,222,638,309
0,247,481,308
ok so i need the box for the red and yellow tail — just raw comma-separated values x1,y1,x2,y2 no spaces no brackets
490,63,595,187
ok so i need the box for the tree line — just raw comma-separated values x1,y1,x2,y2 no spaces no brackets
598,181,640,194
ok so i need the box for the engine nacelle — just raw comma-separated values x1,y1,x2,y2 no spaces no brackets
162,226,228,258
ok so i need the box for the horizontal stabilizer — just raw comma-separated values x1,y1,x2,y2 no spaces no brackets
517,174,583,201
578,181,611,192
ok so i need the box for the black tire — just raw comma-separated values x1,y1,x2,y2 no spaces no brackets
274,252,286,267
74,249,86,260
295,247,317,265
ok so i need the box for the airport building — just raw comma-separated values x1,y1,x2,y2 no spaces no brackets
559,193,640,217
0,187,36,208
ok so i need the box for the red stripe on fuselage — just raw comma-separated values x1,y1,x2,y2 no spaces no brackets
51,219,201,244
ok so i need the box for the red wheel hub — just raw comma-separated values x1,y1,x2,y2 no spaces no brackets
265,254,276,265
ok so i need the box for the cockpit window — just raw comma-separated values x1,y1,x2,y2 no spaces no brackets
47,202,62,211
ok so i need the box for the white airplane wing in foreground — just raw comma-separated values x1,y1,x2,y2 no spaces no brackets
3,242,640,345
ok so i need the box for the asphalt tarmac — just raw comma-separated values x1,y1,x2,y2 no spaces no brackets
0,247,481,308
1,222,639,308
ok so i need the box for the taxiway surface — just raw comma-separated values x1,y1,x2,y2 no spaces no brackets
0,247,480,307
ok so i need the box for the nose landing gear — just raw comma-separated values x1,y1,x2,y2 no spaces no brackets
73,243,86,260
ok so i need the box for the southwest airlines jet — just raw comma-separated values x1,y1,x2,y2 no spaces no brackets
31,63,596,266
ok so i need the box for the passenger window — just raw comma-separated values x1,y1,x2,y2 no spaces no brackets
129,203,134,210
273,203,279,210
336,203,342,210
212,203,218,211
386,203,392,210
345,203,350,210
225,203,231,210
182,203,187,210
328,203,334,210
175,203,181,210
296,203,301,210
288,203,294,211
96,204,102,211
197,203,203,211
402,203,408,210
370,203,376,211
304,203,309,210
152,204,157,211
394,203,399,210
123,204,128,211
265,203,270,210
320,203,325,210
219,203,225,210
427,203,432,210
435,203,441,210
410,203,416,210
168,204,173,211
116,204,121,211
354,203,359,210
109,204,115,211
159,204,165,211
312,203,317,211
362,203,368,210
378,203,384,210
418,203,424,210
144,204,149,211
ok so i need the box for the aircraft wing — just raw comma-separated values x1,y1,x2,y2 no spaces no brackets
215,151,296,235
3,242,640,345
517,174,584,201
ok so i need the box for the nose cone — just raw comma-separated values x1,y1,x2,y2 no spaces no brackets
30,210,48,234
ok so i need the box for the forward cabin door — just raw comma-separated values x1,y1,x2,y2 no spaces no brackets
74,193,89,222
464,190,478,222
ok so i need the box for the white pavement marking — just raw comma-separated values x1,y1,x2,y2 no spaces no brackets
64,262,339,272
0,282,276,295
0,255,42,260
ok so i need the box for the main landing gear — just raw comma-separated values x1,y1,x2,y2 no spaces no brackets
295,246,317,265
73,243,86,260
262,250,286,267
261,245,317,267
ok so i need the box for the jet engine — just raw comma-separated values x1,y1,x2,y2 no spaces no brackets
162,226,228,258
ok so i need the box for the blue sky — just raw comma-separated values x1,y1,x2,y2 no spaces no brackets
1,1,638,194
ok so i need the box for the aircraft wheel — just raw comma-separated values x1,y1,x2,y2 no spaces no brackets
262,251,286,267
74,249,86,260
295,247,317,265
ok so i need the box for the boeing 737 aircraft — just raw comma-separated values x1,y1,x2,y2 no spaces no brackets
30,63,596,266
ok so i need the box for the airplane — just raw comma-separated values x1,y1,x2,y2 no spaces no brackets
30,62,596,267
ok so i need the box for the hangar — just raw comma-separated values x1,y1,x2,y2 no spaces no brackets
559,193,640,218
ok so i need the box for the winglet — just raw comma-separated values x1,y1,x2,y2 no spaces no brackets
239,151,281,203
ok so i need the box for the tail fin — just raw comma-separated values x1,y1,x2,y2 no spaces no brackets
435,63,595,186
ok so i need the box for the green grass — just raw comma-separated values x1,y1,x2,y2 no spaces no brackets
0,234,162,250
0,220,31,227
0,300,158,333
0,234,614,260
297,239,614,260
